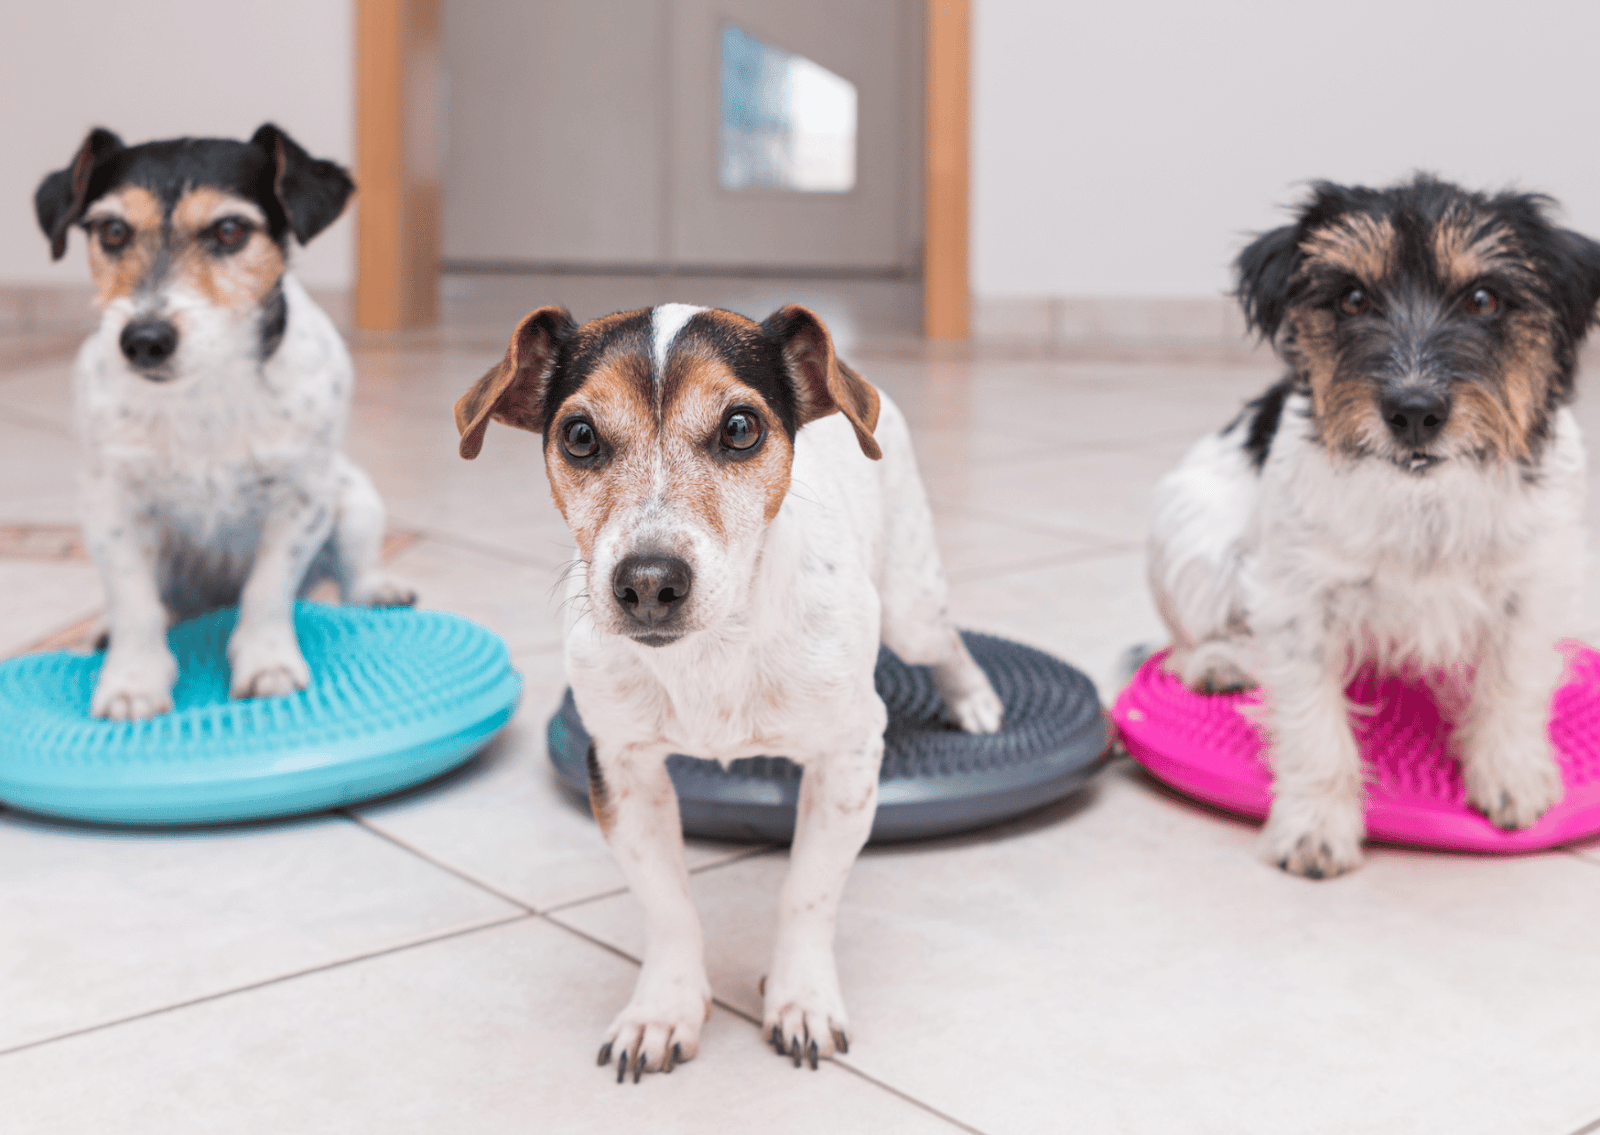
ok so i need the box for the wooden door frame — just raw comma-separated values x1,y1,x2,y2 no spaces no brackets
354,0,969,338
354,0,439,331
924,0,969,339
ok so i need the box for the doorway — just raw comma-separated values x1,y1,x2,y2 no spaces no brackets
438,0,925,278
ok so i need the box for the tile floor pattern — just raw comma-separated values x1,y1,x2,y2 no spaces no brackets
4,292,1600,1134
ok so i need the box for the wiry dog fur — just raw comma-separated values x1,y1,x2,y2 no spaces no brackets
35,125,413,720
1149,176,1600,878
456,302,1002,1077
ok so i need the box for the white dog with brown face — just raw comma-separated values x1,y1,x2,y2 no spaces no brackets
34,125,413,720
456,302,1002,1079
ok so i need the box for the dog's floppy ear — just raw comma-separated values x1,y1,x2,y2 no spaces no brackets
1548,228,1600,343
1234,224,1301,340
250,123,355,245
761,304,882,460
35,128,124,260
455,306,575,459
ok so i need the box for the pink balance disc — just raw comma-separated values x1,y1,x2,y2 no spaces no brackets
1112,643,1600,852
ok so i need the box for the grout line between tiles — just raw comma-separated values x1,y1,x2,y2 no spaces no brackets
340,809,538,913
347,805,781,919
0,911,531,1060
540,844,781,916
534,911,987,1133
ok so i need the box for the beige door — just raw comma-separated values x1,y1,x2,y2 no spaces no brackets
441,0,921,274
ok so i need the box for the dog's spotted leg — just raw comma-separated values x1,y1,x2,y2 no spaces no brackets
228,482,337,699
1454,608,1565,830
84,480,177,720
593,742,712,1082
1256,614,1366,879
329,456,415,608
763,731,882,1068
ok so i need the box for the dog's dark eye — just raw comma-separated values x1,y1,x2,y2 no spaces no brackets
720,410,762,452
562,418,599,459
1338,287,1369,316
211,218,250,248
1467,287,1499,316
98,219,131,251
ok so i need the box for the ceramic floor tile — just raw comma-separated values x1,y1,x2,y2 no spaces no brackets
947,549,1166,698
0,917,971,1135
343,402,575,569
0,811,518,1053
353,647,765,913
0,416,81,526
386,537,565,656
553,764,1600,1135
0,559,102,657
926,437,1195,544
930,506,1127,583
869,357,1276,447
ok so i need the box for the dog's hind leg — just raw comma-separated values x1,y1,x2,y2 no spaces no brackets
871,400,1003,732
228,477,339,698
328,456,415,608
1453,575,1570,830
1149,429,1260,693
764,729,883,1067
591,742,712,1081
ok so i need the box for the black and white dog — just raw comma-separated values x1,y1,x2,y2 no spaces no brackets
1150,176,1600,877
35,126,413,720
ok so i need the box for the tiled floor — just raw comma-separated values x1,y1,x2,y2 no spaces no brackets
4,283,1600,1135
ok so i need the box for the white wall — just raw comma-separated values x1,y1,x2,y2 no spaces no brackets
0,0,354,289
973,0,1600,301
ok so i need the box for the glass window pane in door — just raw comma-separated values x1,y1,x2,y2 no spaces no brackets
719,23,857,193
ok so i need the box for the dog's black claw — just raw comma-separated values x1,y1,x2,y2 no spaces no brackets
807,1038,819,1070
664,1042,682,1073
770,1026,784,1054
832,1029,849,1055
597,1041,613,1067
633,1049,646,1084
616,1051,628,1084
790,1036,802,1068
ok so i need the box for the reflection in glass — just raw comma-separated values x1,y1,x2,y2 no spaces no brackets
719,23,857,193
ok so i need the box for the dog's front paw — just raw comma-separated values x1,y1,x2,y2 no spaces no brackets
946,684,1004,733
1259,796,1365,880
228,628,311,700
91,647,178,720
349,575,417,608
1463,741,1564,830
598,977,711,1083
761,957,851,1069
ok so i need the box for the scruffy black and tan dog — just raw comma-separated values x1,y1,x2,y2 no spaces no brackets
1150,176,1600,878
35,126,413,720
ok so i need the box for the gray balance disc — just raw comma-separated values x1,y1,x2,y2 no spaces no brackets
546,631,1109,843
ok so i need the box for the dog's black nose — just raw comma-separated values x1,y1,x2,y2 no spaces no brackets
613,554,693,629
119,319,178,371
1380,388,1450,448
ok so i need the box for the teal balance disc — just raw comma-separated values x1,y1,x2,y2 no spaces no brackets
0,603,520,825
